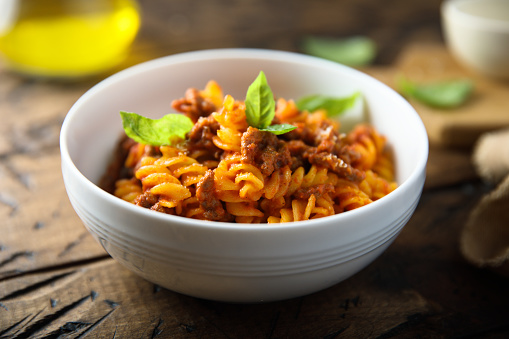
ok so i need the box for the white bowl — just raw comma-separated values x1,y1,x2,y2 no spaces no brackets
60,49,428,303
442,0,509,79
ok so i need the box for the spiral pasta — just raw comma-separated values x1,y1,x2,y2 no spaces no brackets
212,95,248,152
346,125,386,171
103,79,398,223
134,157,191,209
359,170,398,201
114,178,142,203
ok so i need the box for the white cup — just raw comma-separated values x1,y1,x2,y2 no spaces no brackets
442,0,509,80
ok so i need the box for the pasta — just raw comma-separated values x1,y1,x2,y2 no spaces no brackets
101,80,398,223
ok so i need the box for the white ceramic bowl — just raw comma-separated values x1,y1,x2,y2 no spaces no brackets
442,0,509,79
60,49,428,303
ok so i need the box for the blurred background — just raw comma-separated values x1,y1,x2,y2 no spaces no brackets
0,0,446,79
132,0,444,65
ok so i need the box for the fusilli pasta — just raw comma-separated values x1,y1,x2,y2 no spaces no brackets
102,80,398,223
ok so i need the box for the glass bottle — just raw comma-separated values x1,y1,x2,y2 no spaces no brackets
0,0,140,78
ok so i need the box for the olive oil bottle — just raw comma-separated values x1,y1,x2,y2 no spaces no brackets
0,0,140,78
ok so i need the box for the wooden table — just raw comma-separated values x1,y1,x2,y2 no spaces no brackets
2,1,509,338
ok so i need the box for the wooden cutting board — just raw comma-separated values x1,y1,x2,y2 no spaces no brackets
365,43,509,149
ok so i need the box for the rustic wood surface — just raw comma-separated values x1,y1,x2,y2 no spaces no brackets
2,1,509,338
365,44,509,149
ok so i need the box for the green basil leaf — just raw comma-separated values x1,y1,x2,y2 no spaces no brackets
398,76,474,108
260,123,297,135
296,92,360,117
302,36,376,67
245,71,275,129
120,111,194,146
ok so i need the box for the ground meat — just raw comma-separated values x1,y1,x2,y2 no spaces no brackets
187,115,221,157
281,122,316,145
286,139,311,171
134,192,159,208
307,152,365,182
292,183,335,200
196,169,233,222
150,202,176,214
315,125,341,153
143,145,162,158
241,127,291,176
284,121,355,153
335,145,362,166
134,193,175,214
171,88,216,122
99,134,137,193
286,139,310,155
314,126,362,165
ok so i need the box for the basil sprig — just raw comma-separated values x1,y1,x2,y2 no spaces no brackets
245,71,275,129
398,76,474,108
296,92,360,117
120,111,194,146
244,71,296,134
120,72,297,146
302,36,376,67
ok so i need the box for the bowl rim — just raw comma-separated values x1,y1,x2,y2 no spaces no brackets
442,0,509,31
60,48,428,232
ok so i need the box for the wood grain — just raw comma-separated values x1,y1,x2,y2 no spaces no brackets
3,179,509,338
2,1,509,336
367,43,509,148
0,258,433,338
0,76,107,283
